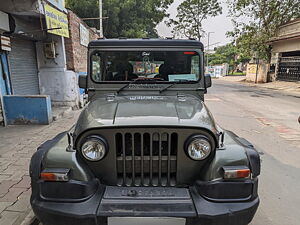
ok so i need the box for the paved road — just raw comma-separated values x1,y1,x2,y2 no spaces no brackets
205,80,300,225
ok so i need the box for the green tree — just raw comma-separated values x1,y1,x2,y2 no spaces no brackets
209,44,235,66
66,0,99,28
227,0,300,60
208,43,250,72
66,0,173,38
168,0,222,40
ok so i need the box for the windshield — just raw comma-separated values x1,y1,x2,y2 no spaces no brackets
91,50,201,82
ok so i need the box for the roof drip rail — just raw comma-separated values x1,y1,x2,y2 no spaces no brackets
88,39,204,49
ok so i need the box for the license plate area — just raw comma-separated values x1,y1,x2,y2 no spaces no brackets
104,186,191,200
108,217,186,225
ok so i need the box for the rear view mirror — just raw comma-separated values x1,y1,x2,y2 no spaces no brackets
78,75,87,89
204,74,212,88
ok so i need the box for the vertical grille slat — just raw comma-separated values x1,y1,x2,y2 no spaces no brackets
141,133,144,185
116,131,177,187
158,133,162,186
122,134,126,186
131,133,135,186
167,133,171,186
150,133,153,186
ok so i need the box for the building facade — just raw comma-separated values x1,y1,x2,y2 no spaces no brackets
269,19,300,82
0,0,99,126
65,10,99,74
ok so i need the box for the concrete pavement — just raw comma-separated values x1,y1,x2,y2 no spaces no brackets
0,110,80,225
218,75,300,98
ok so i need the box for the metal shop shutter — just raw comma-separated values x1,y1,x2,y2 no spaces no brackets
9,38,40,95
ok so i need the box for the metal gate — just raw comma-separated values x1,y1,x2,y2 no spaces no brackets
9,38,40,95
277,57,300,81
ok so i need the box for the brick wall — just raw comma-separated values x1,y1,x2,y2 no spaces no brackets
65,10,99,73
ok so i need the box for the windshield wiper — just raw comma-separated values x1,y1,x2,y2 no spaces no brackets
117,78,161,94
117,83,131,94
159,79,190,93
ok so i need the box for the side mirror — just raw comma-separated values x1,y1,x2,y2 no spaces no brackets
78,75,87,89
204,74,212,88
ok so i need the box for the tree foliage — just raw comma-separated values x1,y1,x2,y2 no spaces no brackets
168,0,222,40
227,0,300,60
66,0,173,38
209,44,236,66
208,43,250,71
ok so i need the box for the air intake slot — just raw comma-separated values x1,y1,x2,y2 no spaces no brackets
116,132,178,186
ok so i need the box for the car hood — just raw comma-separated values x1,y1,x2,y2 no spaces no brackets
73,94,218,138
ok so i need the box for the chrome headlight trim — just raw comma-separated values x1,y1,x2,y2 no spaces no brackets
185,135,212,161
80,135,108,161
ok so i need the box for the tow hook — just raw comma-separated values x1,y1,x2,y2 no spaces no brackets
127,190,138,197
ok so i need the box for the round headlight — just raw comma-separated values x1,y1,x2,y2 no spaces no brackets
186,135,212,160
81,136,107,161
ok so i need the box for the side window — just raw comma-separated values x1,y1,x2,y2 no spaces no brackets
191,55,200,77
92,54,101,81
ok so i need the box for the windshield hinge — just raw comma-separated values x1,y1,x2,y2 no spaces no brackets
177,94,186,102
106,94,116,102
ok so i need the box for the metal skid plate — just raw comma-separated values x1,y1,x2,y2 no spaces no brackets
98,186,196,217
108,217,186,225
104,186,191,200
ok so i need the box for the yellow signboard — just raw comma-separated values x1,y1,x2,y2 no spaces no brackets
247,64,258,76
44,4,69,38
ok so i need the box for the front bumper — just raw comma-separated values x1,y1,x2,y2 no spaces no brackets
31,180,259,225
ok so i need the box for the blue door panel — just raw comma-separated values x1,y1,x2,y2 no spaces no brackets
0,53,11,95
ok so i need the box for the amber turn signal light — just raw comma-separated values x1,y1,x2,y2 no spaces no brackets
223,166,251,179
40,168,70,182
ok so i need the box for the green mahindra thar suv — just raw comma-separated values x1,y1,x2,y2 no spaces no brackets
30,39,260,225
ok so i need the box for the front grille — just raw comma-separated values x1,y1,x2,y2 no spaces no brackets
116,132,178,186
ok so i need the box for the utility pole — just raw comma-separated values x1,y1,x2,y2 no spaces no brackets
99,0,103,38
255,52,259,84
206,32,214,67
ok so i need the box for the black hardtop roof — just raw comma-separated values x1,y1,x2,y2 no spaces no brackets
89,38,204,50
